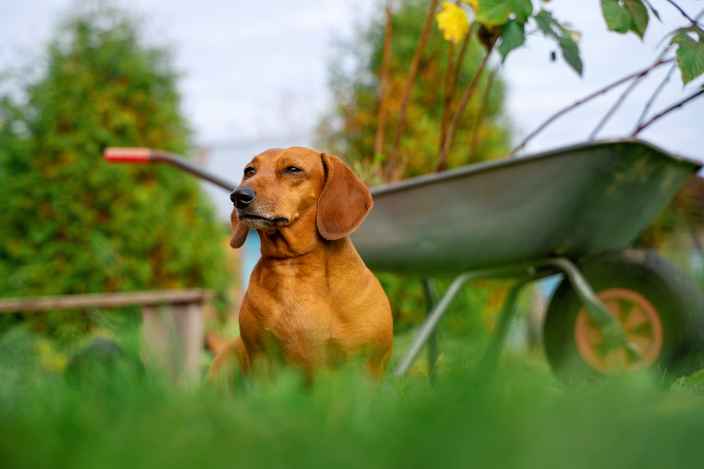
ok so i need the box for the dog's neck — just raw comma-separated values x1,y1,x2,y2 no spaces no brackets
257,208,334,259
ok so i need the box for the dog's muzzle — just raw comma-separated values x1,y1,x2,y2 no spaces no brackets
231,187,255,209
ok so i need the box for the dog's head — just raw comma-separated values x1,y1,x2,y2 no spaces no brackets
229,147,373,248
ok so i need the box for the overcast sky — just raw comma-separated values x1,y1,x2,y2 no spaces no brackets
2,1,703,218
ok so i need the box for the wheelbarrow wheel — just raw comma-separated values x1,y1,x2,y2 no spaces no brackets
543,250,704,382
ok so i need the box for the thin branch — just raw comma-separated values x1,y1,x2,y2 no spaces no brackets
438,22,475,153
470,66,498,158
386,0,439,178
438,42,456,152
634,8,704,129
589,38,676,140
588,77,643,140
642,0,662,21
632,86,704,135
374,3,394,158
664,0,703,28
510,58,674,157
436,45,494,171
634,62,677,128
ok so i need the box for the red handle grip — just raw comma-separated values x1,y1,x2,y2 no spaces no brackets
104,147,153,163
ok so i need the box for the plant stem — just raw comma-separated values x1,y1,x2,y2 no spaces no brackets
470,66,497,158
438,22,475,154
436,44,493,172
510,58,674,157
588,38,676,140
664,0,703,27
634,62,677,128
634,8,704,130
631,86,704,135
374,3,394,159
386,0,439,179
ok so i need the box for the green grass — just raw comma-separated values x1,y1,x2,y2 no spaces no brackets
2,327,704,469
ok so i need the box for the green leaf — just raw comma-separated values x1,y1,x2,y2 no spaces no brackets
476,0,512,26
509,0,533,24
498,20,526,61
673,31,704,84
642,0,661,22
534,10,555,37
534,9,584,76
601,0,632,33
558,35,583,76
624,0,649,39
477,0,533,26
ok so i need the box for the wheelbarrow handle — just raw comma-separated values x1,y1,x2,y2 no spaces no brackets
104,147,154,163
103,147,237,192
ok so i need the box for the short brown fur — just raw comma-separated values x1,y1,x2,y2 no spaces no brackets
209,147,393,382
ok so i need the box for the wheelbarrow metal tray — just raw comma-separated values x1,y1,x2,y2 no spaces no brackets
353,139,701,274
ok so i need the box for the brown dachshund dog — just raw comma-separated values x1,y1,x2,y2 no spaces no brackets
209,147,393,383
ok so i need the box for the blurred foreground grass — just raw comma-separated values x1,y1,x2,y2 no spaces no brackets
2,326,704,469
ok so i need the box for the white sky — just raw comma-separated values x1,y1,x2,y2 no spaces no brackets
2,1,703,218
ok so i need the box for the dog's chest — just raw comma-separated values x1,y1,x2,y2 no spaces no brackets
245,265,335,346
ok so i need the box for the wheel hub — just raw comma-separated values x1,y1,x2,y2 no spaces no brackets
574,288,663,374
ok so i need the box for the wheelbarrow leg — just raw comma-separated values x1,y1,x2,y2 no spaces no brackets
395,273,474,377
422,278,438,380
395,265,538,378
477,278,533,374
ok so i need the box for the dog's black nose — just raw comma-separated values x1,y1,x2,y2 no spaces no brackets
231,187,256,209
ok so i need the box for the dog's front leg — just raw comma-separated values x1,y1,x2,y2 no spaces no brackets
208,336,250,390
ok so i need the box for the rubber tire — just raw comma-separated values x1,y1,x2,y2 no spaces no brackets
543,249,704,382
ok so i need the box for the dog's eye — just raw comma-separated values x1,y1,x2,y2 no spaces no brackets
285,166,303,174
244,166,256,177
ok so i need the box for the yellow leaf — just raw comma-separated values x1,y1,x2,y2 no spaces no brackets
436,2,470,44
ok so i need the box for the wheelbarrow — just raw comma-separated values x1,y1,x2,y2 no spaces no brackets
104,139,704,381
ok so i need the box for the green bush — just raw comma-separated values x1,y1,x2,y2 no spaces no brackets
0,6,231,341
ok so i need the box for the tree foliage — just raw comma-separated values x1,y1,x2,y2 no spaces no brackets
0,7,231,340
317,0,511,184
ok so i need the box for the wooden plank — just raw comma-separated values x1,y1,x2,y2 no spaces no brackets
141,304,204,384
0,289,213,313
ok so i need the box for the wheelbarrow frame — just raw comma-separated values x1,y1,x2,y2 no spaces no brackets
104,139,702,378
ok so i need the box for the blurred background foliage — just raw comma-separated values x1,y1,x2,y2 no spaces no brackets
0,7,232,343
317,0,510,185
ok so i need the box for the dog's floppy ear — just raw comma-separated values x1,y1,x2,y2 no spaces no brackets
316,153,373,240
229,208,249,248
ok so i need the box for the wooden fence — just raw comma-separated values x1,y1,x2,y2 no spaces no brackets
0,289,211,383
